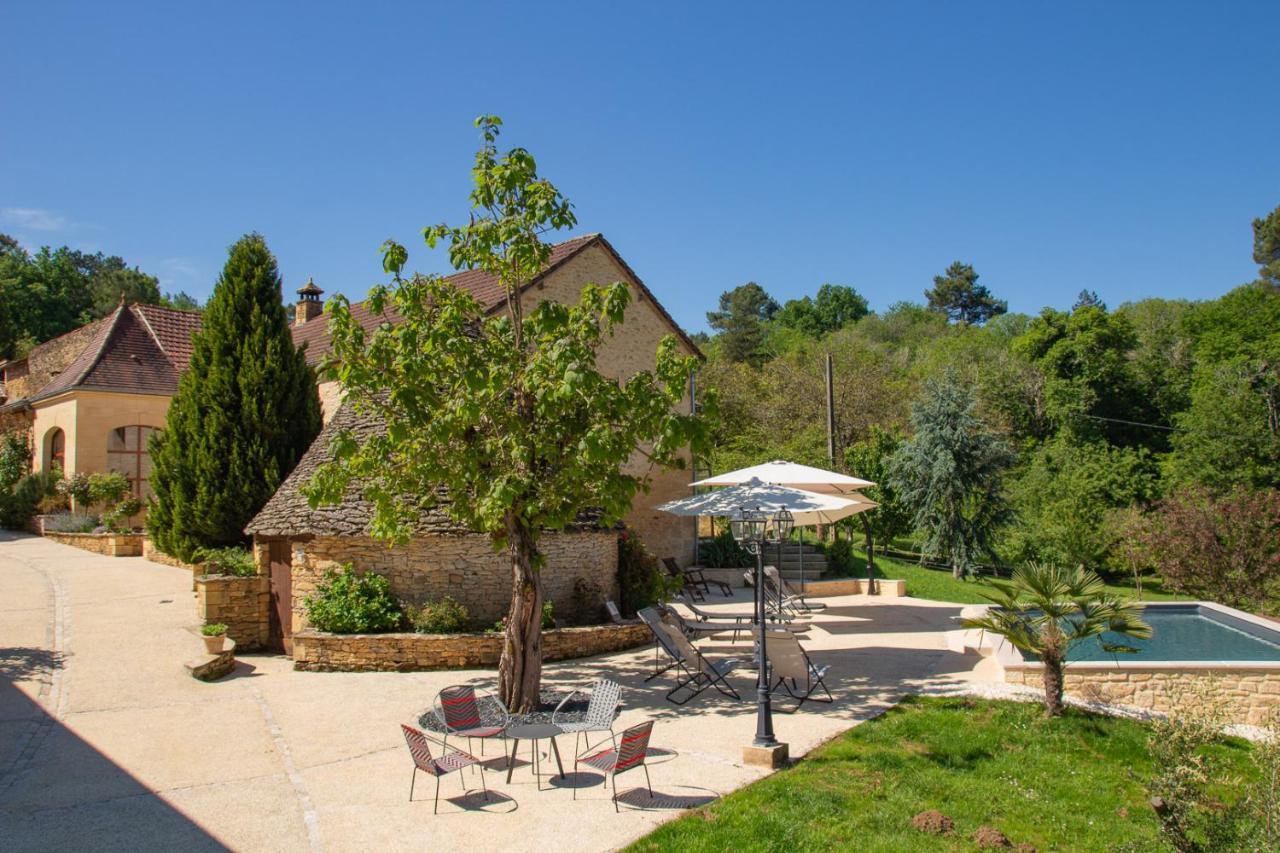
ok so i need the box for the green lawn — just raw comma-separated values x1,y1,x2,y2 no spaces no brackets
629,697,1256,853
850,552,1189,605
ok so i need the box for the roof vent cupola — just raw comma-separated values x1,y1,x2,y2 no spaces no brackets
295,278,324,325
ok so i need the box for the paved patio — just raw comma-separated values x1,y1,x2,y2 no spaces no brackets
0,532,985,852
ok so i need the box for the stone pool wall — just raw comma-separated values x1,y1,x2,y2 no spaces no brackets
1004,664,1280,726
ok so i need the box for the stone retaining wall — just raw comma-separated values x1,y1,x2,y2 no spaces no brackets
196,574,271,652
143,539,204,590
1004,665,1280,727
44,531,143,557
292,622,650,672
290,531,619,634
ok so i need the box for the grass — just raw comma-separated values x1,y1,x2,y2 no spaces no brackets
842,551,1189,605
629,697,1257,853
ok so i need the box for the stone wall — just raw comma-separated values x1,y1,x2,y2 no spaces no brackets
290,530,619,634
196,575,271,652
1004,665,1280,727
291,622,650,672
44,531,143,557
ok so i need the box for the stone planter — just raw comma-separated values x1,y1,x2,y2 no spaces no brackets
43,531,144,557
202,634,226,654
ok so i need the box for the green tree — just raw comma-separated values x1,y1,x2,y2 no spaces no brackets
844,427,912,588
962,563,1151,716
925,261,1007,325
304,117,708,711
706,282,778,365
148,234,321,560
889,375,1014,577
1254,202,1280,288
775,284,869,336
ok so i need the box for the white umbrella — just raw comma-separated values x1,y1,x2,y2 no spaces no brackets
690,459,875,494
656,478,876,527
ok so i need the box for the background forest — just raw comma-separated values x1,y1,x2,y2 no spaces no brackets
696,203,1280,610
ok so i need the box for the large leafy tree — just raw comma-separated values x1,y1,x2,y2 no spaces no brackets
1254,202,1280,288
706,282,778,365
775,283,869,336
844,427,912,582
925,261,1007,326
148,234,320,560
304,117,708,712
0,236,168,359
889,375,1014,577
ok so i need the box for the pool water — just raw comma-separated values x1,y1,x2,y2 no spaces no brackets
1018,604,1280,663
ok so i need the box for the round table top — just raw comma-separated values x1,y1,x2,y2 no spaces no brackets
506,723,563,740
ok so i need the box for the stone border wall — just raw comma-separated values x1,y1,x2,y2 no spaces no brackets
44,531,143,557
143,538,204,590
291,622,650,672
196,574,271,652
1004,665,1280,726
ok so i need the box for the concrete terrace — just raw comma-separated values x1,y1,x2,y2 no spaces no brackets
0,532,986,852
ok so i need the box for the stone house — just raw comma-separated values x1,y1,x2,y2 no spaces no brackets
246,233,703,652
0,302,203,501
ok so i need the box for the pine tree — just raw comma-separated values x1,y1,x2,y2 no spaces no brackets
148,234,321,560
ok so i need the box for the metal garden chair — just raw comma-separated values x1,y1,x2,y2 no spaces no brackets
400,724,487,813
576,719,656,811
433,684,510,758
553,679,623,764
765,629,833,710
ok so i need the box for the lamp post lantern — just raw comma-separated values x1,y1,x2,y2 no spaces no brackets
731,504,794,751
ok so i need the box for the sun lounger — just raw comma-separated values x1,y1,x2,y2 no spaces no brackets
765,630,833,710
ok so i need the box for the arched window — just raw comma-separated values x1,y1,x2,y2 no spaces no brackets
46,428,65,474
107,425,160,499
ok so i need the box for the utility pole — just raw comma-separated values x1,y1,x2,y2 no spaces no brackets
825,352,835,465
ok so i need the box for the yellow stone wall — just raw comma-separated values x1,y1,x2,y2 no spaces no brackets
32,390,170,478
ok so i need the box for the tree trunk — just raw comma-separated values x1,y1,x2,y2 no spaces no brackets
1042,654,1065,717
497,514,543,713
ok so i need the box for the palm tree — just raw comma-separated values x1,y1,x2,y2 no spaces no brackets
963,562,1152,716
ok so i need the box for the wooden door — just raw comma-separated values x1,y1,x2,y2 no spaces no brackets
268,540,293,654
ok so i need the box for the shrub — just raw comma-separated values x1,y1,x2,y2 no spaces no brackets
42,511,99,533
825,537,859,577
411,596,469,634
0,471,59,529
87,471,131,508
304,564,403,634
57,473,92,509
101,497,144,533
698,529,752,569
542,600,556,629
570,576,604,625
201,623,228,636
0,429,31,489
618,531,673,615
195,546,257,578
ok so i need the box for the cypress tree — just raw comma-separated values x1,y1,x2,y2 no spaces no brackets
148,234,321,560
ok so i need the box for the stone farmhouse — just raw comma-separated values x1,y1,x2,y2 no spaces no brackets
0,233,703,654
246,233,703,652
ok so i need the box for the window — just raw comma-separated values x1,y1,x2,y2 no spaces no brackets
106,425,160,499
46,428,65,473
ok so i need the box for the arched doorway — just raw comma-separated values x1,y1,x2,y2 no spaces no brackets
44,427,65,474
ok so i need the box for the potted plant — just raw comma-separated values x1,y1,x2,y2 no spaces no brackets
201,623,228,654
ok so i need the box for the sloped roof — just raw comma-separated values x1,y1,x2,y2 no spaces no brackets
29,303,203,403
290,233,701,364
244,399,607,537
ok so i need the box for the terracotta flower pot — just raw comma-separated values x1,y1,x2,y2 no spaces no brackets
202,634,226,654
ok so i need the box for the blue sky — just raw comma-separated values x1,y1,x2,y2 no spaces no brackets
3,2,1277,333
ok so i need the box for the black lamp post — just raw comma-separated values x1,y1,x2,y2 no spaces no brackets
731,504,795,750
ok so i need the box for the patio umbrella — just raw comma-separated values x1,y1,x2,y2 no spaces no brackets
691,460,877,588
690,459,875,494
656,478,876,527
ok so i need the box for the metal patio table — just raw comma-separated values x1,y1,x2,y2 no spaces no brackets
504,722,566,790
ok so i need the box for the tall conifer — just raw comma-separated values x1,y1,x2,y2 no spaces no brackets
149,234,321,559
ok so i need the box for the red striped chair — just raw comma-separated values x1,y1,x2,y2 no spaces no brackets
400,724,486,813
575,719,655,811
433,684,509,758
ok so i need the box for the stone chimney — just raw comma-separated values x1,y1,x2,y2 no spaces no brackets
295,278,324,325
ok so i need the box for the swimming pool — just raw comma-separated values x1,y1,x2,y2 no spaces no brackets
1036,603,1280,663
